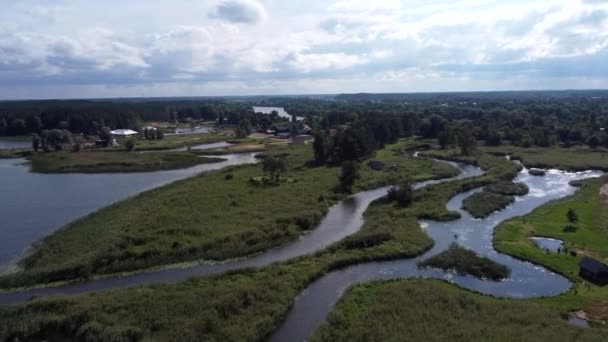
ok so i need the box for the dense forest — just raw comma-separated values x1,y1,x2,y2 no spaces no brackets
2,91,608,154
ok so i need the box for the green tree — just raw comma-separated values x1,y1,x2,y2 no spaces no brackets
26,116,43,133
125,139,136,152
236,119,252,138
262,157,287,182
586,135,600,149
10,118,26,135
31,133,41,152
99,127,112,147
313,131,331,165
46,129,69,151
387,180,414,207
567,208,578,225
0,117,7,135
437,126,455,149
458,127,477,156
339,161,360,193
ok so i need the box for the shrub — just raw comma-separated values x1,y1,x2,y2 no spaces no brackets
125,140,136,152
387,181,414,207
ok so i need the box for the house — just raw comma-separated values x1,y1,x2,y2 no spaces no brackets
111,129,139,137
579,257,608,284
292,135,314,145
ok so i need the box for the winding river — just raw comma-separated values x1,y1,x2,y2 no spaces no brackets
269,166,603,341
0,158,479,305
0,152,602,342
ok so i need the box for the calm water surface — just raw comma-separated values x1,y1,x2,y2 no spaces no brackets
0,154,258,272
269,167,602,341
0,157,602,342
0,140,30,150
0,159,477,304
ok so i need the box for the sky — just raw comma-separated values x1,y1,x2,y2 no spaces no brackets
1,0,608,100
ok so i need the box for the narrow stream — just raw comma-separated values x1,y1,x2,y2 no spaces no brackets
269,167,603,342
0,159,479,305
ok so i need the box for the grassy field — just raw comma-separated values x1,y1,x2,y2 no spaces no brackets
483,145,608,171
0,149,31,159
0,147,532,341
0,140,458,287
111,132,232,151
28,151,224,173
495,176,608,324
312,280,608,342
462,191,515,218
418,245,510,280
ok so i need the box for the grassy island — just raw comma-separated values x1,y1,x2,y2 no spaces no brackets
29,151,224,173
0,141,459,288
462,191,515,218
418,245,510,280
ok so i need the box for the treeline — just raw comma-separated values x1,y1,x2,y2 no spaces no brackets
312,113,415,164
263,93,608,149
0,100,261,137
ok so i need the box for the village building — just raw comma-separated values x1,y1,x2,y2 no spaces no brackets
579,257,608,284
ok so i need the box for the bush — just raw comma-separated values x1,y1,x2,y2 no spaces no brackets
387,181,413,207
225,173,234,180
485,182,529,196
462,191,515,218
125,140,136,152
418,244,510,280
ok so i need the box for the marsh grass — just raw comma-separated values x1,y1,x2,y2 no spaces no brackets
0,141,458,288
312,280,608,342
483,145,608,171
418,245,510,280
462,191,515,218
29,151,223,173
0,148,532,341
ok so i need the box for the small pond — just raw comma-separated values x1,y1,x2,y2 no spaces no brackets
529,237,564,253
167,126,214,135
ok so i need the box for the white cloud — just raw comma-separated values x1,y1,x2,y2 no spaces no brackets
210,0,266,24
0,0,608,99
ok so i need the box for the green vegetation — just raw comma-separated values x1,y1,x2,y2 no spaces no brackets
417,149,521,220
486,181,529,196
313,280,607,342
0,141,458,288
0,147,530,341
418,245,510,280
495,176,608,324
127,132,229,151
462,191,515,218
484,145,608,171
0,149,31,159
28,151,223,173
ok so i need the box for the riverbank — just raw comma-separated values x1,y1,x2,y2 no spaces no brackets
0,140,459,288
28,151,225,173
483,145,608,172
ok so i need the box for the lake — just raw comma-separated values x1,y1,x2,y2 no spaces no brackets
0,140,30,150
0,153,258,272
